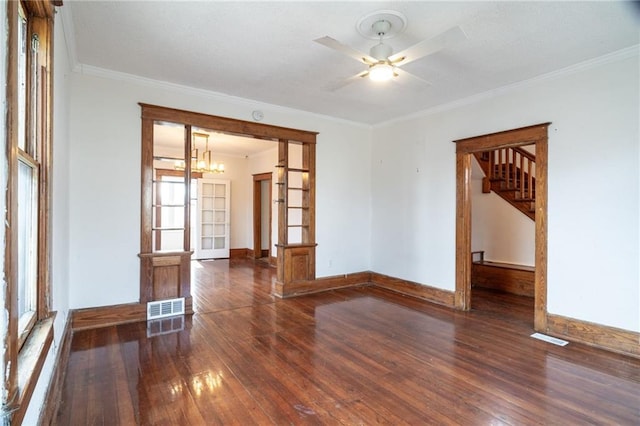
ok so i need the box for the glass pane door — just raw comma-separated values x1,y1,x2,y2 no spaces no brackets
195,179,230,259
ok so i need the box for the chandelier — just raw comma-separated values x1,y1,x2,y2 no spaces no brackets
175,132,225,173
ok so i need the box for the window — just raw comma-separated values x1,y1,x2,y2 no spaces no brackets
3,1,58,423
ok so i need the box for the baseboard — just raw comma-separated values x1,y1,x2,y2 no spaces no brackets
39,314,73,426
71,297,193,331
471,261,534,297
370,272,455,308
275,271,371,298
230,248,249,259
546,314,640,359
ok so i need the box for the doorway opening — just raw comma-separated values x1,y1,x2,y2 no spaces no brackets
469,143,536,323
253,172,273,265
139,103,318,307
454,123,550,331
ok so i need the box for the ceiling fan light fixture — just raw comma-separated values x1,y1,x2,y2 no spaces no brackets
369,63,394,82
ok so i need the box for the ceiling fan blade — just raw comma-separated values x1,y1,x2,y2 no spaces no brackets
325,70,369,91
394,68,432,87
314,36,377,65
388,26,466,67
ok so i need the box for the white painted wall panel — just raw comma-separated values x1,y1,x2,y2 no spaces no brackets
68,74,371,308
372,53,639,332
471,178,535,266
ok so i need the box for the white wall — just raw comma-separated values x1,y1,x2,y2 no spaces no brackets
471,177,535,266
372,51,639,332
68,72,371,308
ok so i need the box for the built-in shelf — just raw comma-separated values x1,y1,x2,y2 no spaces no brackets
288,187,308,191
288,206,308,210
152,227,185,231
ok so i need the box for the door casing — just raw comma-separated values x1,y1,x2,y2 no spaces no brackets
453,123,549,331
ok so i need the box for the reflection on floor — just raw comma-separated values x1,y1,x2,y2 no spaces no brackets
54,259,640,425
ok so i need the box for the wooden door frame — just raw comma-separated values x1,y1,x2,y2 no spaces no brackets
253,172,272,260
453,123,549,331
140,103,317,304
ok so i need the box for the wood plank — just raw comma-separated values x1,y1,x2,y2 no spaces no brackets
534,137,549,331
229,248,249,259
455,152,472,310
53,261,640,424
453,123,551,153
371,272,455,307
71,303,147,331
546,314,640,359
139,103,318,144
472,262,535,297
275,271,370,298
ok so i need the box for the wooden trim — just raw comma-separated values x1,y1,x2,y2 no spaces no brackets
13,315,55,425
370,272,455,307
455,152,472,310
72,303,147,331
471,262,534,297
274,272,371,298
71,297,193,331
454,123,549,329
140,104,318,315
253,172,272,260
140,116,154,254
4,0,21,408
230,248,249,259
38,314,73,426
252,172,272,180
534,138,548,331
546,314,640,359
139,103,318,144
453,123,551,153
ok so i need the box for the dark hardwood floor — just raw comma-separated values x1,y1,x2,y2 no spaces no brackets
54,259,640,425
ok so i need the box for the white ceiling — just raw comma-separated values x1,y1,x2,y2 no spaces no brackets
67,1,639,152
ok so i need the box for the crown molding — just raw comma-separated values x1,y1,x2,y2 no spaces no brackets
374,44,640,128
71,63,370,130
57,3,637,133
57,4,79,73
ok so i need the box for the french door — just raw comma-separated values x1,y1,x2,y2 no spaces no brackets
194,178,230,259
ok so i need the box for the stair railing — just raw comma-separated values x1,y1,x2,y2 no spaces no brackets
488,146,535,200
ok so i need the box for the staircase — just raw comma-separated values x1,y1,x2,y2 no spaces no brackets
473,146,536,220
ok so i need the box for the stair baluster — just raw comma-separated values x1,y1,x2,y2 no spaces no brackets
473,146,536,220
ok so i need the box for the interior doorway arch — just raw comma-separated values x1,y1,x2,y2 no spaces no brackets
453,123,550,331
139,104,318,310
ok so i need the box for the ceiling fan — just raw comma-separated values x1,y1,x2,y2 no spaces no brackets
314,11,466,89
